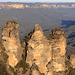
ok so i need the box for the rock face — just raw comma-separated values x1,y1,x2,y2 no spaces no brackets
0,3,75,9
26,24,52,75
70,55,75,68
2,21,23,67
51,28,66,75
26,26,66,75
0,39,3,61
1,22,67,74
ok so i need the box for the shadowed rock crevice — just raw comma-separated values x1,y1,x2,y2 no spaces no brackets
23,31,34,60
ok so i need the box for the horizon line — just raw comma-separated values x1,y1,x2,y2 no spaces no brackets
0,1,75,3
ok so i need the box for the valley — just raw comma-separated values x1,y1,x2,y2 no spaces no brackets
0,2,75,55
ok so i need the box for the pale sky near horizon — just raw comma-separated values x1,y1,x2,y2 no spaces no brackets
0,0,75,2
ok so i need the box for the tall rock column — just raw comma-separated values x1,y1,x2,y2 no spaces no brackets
51,28,66,75
26,24,52,75
2,21,23,67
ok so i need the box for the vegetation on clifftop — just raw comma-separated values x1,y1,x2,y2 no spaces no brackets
66,56,75,75
0,60,9,75
0,38,8,63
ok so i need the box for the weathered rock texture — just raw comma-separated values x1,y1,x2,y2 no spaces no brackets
26,24,52,75
0,39,3,61
26,25,66,75
2,21,23,67
1,22,67,75
50,28,66,75
70,55,75,68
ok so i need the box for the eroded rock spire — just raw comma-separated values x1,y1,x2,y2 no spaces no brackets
51,28,66,75
1,22,67,75
2,21,23,67
26,24,52,75
26,27,66,75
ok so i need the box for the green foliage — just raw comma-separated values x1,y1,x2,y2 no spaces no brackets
15,54,29,74
0,38,2,44
9,66,17,75
40,73,45,75
0,38,5,51
68,67,75,75
46,34,53,40
0,38,8,63
29,73,32,75
65,59,75,75
0,60,9,75
1,50,9,63
24,31,33,43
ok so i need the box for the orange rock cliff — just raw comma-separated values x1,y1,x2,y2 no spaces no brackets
1,21,75,75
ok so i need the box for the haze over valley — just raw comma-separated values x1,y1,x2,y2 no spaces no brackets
0,2,75,75
0,2,75,55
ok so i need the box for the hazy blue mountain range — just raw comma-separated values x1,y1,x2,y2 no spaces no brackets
0,2,75,9
0,2,75,55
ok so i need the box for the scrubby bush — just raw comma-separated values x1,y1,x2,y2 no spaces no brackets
24,31,33,43
9,66,17,75
65,57,75,75
0,60,9,75
15,54,29,74
0,38,8,63
46,34,53,40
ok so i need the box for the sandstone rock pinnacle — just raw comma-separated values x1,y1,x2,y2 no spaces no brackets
26,26,66,75
51,28,66,75
2,21,23,67
34,24,43,31
26,24,52,75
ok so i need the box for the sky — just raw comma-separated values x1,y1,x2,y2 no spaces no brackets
0,0,75,3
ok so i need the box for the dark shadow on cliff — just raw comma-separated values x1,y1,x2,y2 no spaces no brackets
23,31,34,60
61,20,75,28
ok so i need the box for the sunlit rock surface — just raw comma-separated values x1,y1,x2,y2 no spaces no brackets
0,3,75,9
2,21,23,67
70,55,75,68
1,22,67,75
26,26,66,75
26,24,52,75
51,28,66,75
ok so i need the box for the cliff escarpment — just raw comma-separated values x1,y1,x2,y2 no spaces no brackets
0,3,75,9
0,21,75,75
26,24,66,75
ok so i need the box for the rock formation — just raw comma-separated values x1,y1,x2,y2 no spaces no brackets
0,3,75,9
70,55,75,68
1,21,68,75
26,24,52,75
0,39,3,61
26,25,66,75
50,28,66,75
2,21,23,67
